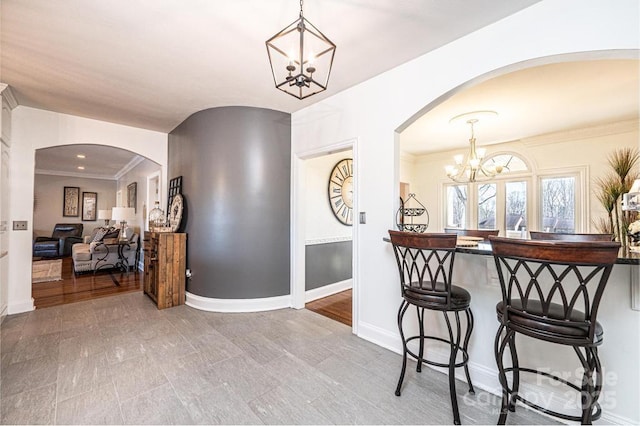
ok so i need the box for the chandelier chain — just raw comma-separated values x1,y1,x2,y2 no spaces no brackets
299,0,304,17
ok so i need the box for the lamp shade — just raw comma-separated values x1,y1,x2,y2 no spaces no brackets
97,209,111,220
111,207,135,222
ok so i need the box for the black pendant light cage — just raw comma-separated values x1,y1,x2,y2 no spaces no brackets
266,1,336,100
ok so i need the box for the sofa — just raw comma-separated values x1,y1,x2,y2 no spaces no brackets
72,226,139,273
33,223,84,257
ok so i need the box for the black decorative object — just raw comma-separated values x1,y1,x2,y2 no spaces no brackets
167,176,182,215
396,193,429,233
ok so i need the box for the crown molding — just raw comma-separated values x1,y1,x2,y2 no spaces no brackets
35,169,117,181
522,119,639,147
0,84,19,110
400,151,417,163
114,155,145,180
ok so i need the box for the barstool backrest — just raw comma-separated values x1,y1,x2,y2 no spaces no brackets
444,228,499,239
529,231,613,242
388,231,457,305
489,236,620,345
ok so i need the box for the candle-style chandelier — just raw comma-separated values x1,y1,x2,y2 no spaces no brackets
265,0,336,100
445,114,503,183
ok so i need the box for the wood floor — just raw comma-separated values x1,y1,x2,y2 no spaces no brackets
306,289,352,327
32,257,142,309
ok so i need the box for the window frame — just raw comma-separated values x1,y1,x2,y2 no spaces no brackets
442,154,588,234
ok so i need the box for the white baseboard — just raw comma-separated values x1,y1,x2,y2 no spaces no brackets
8,298,35,314
305,279,352,303
186,292,291,313
356,320,634,425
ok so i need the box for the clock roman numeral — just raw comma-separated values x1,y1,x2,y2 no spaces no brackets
332,187,341,194
334,198,343,209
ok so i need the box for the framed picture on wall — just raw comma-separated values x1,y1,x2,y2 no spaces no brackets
63,186,80,217
82,192,97,221
127,182,137,213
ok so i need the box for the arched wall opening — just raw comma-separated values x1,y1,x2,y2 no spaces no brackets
394,50,639,234
8,106,168,313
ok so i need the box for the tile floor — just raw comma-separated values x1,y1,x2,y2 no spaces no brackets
1,291,555,425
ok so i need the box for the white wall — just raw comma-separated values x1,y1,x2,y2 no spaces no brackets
291,0,640,423
304,151,353,241
33,174,117,237
9,106,167,314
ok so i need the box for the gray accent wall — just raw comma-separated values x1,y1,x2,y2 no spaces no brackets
305,241,352,291
168,107,291,299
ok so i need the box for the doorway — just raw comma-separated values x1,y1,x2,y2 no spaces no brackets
292,139,358,331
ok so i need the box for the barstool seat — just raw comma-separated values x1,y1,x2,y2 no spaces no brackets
496,301,604,343
405,284,471,310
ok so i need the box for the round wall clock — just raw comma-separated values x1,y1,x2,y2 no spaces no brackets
169,193,184,232
328,158,353,226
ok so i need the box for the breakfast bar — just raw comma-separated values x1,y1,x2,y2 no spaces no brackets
384,235,640,423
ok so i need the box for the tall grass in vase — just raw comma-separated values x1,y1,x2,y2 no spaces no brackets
594,147,639,250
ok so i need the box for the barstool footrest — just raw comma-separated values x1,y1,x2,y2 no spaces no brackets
503,366,602,422
405,335,471,369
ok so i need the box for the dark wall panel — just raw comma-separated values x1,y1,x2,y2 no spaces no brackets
305,241,352,291
168,107,291,299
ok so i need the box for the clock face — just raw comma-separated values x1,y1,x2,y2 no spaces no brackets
328,158,354,226
169,193,184,232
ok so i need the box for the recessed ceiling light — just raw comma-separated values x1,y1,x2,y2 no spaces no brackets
76,154,86,159
77,166,85,170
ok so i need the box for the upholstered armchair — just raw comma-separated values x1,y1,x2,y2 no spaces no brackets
33,223,84,257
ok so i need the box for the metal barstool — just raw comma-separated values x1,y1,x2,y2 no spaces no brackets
389,230,475,425
490,236,620,424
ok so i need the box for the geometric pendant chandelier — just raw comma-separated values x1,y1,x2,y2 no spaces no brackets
265,0,336,99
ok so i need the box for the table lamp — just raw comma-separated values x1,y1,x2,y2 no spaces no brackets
97,209,111,227
111,207,135,241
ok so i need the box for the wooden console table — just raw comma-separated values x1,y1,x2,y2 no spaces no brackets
143,232,186,309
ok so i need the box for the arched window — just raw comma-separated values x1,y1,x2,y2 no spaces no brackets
444,151,584,234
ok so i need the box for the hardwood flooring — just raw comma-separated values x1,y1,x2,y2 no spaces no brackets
306,289,352,326
32,257,142,309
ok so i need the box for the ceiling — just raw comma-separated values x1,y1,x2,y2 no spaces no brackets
35,145,146,180
1,0,540,133
400,59,640,155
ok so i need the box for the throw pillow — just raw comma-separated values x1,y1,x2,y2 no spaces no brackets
104,227,120,239
91,227,109,243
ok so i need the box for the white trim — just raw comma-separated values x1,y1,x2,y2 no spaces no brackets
305,236,352,245
185,292,291,313
145,170,162,232
305,279,352,303
523,119,639,147
355,320,633,425
34,169,118,180
8,298,35,314
0,85,18,110
114,155,145,180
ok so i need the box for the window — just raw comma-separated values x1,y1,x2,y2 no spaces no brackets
445,153,530,233
540,176,576,233
478,183,496,229
446,185,467,229
443,154,585,235
506,181,527,231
